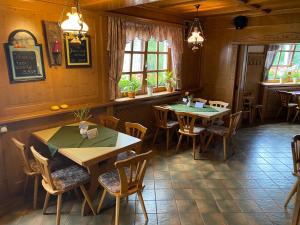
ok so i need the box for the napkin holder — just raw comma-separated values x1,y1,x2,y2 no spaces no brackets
87,128,98,139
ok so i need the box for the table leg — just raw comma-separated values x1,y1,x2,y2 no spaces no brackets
81,164,99,216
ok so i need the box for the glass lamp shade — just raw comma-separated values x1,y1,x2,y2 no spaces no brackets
61,7,88,34
187,18,205,50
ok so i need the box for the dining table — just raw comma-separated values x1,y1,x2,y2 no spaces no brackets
160,102,231,125
32,122,141,215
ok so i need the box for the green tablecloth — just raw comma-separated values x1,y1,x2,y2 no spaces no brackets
47,125,118,157
169,103,218,113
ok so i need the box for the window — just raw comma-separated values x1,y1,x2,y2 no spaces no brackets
268,44,300,80
118,38,170,95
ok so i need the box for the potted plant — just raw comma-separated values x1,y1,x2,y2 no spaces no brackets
164,71,176,92
146,76,155,96
74,107,91,137
127,78,140,98
291,73,298,83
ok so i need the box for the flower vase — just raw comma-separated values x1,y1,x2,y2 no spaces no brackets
293,78,297,83
79,121,88,138
147,87,153,96
279,77,283,84
187,100,191,107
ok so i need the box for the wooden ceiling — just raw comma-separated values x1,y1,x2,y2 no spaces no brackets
79,0,300,18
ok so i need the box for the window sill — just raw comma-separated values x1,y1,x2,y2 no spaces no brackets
261,82,300,87
115,91,181,103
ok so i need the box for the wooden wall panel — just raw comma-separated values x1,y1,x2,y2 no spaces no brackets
200,12,300,106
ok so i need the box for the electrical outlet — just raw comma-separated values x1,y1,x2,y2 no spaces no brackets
0,126,8,133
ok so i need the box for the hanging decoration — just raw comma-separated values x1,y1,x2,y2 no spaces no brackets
60,0,88,44
187,4,205,51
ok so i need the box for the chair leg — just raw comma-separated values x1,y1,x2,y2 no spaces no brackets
276,107,282,119
56,194,62,225
33,175,39,209
80,185,96,215
115,196,120,225
137,191,148,221
205,133,214,149
293,111,300,123
23,175,28,194
223,137,228,160
287,107,291,122
176,134,183,153
152,128,159,146
284,181,298,207
43,192,50,214
97,189,107,214
192,137,196,160
166,129,170,150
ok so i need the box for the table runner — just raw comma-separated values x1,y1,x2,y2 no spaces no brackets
47,125,118,156
169,104,219,113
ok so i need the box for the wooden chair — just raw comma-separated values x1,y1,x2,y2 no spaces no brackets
152,106,179,150
276,91,297,121
292,97,300,123
30,146,95,225
117,122,147,161
284,135,300,207
241,94,254,124
192,97,208,104
205,111,242,160
208,101,229,126
209,100,229,108
97,151,153,225
175,112,206,159
99,115,120,130
12,138,40,209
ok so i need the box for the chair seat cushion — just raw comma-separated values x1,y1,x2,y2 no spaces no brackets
181,126,205,135
288,103,298,107
98,168,133,193
51,165,90,190
166,120,179,128
207,125,229,136
212,119,225,126
117,151,137,161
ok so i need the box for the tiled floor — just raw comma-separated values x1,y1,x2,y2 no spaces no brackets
1,122,299,225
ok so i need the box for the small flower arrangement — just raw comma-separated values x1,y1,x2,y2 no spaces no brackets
74,107,91,122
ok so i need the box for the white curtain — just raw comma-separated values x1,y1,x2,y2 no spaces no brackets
263,45,279,80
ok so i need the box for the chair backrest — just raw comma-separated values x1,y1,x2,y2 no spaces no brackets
242,95,254,111
99,115,120,130
278,91,292,107
115,150,152,195
193,98,208,104
30,146,55,190
175,111,198,134
125,122,147,141
297,96,300,107
291,135,300,175
153,106,169,128
209,101,229,108
227,111,242,137
12,138,33,175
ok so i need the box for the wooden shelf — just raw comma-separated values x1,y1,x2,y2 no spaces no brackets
0,91,181,125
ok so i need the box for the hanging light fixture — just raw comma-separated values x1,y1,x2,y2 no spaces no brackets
60,0,88,43
187,4,205,51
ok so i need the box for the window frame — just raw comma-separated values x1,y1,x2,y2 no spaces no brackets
268,44,300,80
119,38,171,96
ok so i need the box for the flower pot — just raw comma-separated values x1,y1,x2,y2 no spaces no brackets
279,78,284,84
128,92,136,98
147,87,153,96
293,78,298,83
166,84,174,92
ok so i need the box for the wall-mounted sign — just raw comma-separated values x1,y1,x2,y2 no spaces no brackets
64,35,91,68
42,21,62,67
4,30,46,83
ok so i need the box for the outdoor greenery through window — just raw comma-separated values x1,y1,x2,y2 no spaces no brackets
268,44,300,80
118,38,170,95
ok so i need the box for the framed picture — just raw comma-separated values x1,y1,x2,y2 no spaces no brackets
64,35,92,68
4,30,46,83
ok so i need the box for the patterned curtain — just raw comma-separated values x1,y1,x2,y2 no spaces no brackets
107,16,126,100
263,45,279,80
107,16,183,99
